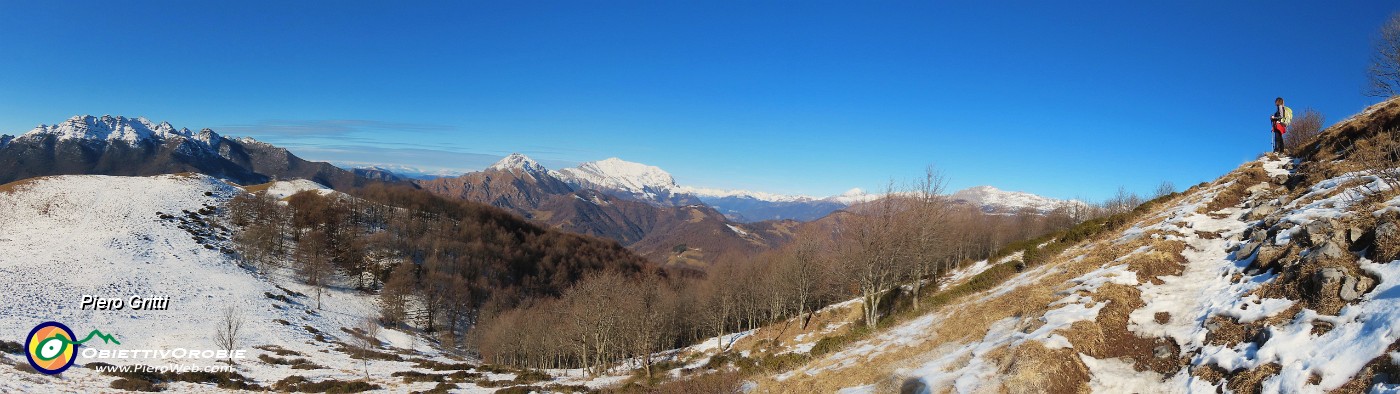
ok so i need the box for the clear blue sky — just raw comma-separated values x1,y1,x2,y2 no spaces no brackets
1,1,1396,201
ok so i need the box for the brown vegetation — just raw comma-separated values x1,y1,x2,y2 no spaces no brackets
227,183,656,349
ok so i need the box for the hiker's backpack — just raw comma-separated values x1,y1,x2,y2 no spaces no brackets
1281,106,1293,126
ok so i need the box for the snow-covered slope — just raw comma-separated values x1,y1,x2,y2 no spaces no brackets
0,174,602,392
262,179,335,199
757,151,1400,392
556,157,682,200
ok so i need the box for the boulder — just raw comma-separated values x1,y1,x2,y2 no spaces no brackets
1153,345,1173,359
1339,275,1378,302
1272,174,1288,185
1347,226,1367,243
1316,267,1345,288
1246,183,1270,196
1250,228,1269,243
1306,242,1346,263
1248,205,1279,221
1301,221,1333,247
1340,275,1361,301
1236,241,1261,259
1252,327,1272,345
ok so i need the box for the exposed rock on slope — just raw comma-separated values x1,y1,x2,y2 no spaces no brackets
755,98,1400,393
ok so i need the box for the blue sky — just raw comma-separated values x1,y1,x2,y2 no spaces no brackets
1,1,1396,200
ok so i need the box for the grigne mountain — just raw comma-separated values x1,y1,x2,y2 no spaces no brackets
6,99,1400,394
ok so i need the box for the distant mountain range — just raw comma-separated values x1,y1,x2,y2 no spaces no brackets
0,115,378,190
949,185,1084,214
355,153,1078,221
415,154,800,267
342,163,465,180
0,115,1078,267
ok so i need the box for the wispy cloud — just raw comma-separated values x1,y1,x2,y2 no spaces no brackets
283,144,501,171
280,143,583,174
213,118,590,174
215,119,455,138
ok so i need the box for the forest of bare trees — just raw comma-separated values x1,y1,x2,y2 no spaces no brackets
226,183,655,347
467,170,1132,373
226,175,1145,375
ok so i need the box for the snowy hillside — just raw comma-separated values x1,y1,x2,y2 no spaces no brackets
749,152,1400,392
259,179,335,199
0,174,614,392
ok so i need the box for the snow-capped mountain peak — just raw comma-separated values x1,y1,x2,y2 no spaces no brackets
557,157,679,194
14,115,224,152
488,153,551,176
949,185,1076,213
21,115,182,143
829,188,878,205
679,186,819,203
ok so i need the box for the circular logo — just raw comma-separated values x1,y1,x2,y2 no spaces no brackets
25,321,77,375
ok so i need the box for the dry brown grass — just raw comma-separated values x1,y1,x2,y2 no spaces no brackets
1201,164,1268,214
0,178,40,194
241,182,277,194
1374,212,1400,262
1001,342,1091,394
1060,283,1183,375
727,301,862,355
757,271,1060,392
1203,316,1247,347
755,234,1160,393
743,170,1237,392
1251,249,1364,316
1191,364,1228,387
1123,239,1188,285
1226,362,1281,394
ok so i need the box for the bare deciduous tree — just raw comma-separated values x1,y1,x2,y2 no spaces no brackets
1369,12,1400,97
379,262,415,327
840,181,906,329
1154,181,1176,198
213,306,245,364
295,228,332,310
1283,108,1326,155
905,166,950,311
780,231,832,329
1104,186,1143,216
354,317,381,380
1353,127,1400,193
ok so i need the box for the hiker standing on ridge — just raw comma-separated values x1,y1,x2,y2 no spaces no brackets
1271,97,1293,154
